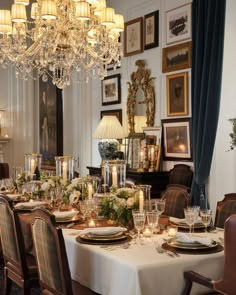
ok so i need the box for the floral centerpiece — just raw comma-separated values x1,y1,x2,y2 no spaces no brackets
99,187,139,228
15,172,30,192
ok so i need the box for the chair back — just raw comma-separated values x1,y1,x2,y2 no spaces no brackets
0,195,26,272
31,208,73,295
169,164,193,189
214,193,236,228
162,185,191,218
0,163,9,179
214,214,236,294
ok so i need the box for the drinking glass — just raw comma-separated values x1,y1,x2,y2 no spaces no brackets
132,210,145,242
200,209,212,233
146,211,159,234
184,207,195,234
156,199,166,216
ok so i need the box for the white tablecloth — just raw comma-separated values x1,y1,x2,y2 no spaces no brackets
63,229,224,295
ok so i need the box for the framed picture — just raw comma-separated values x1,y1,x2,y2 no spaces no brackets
166,3,192,45
102,74,121,106
166,72,188,117
124,17,143,57
162,118,192,161
39,78,63,169
127,133,145,170
162,41,192,73
144,10,159,50
107,62,121,71
101,109,122,125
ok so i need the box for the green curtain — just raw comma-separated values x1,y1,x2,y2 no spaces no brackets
191,0,226,208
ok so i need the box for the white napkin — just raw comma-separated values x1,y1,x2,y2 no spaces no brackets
79,227,127,237
175,233,213,247
53,210,78,220
15,201,47,209
170,217,203,225
6,193,22,201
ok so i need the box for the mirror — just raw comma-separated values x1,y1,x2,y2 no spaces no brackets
127,60,155,134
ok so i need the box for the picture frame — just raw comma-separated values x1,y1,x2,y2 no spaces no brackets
126,133,145,170
162,118,192,161
124,17,143,57
166,72,188,117
39,78,63,169
107,61,121,71
101,109,122,125
166,3,192,45
162,41,192,73
144,10,159,50
102,74,121,106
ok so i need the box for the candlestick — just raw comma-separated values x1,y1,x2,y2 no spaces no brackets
112,165,118,187
139,190,144,213
88,183,93,199
62,161,67,181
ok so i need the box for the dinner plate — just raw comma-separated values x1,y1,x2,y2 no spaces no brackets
80,233,127,242
171,221,205,229
15,201,48,210
167,239,218,250
56,215,80,223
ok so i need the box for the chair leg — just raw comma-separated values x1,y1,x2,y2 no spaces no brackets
181,273,193,295
4,269,12,295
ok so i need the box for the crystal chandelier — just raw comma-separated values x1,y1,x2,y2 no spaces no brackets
0,0,124,89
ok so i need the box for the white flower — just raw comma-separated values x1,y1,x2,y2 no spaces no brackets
41,182,50,191
71,178,80,186
69,191,81,205
48,179,55,187
126,197,134,208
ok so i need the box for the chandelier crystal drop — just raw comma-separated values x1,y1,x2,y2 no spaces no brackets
0,0,124,89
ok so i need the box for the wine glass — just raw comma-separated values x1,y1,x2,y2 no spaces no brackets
184,207,195,235
156,199,166,216
200,209,212,233
132,210,145,243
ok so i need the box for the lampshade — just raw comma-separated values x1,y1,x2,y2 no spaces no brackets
93,116,126,160
93,116,125,139
75,1,91,20
100,7,115,26
41,0,57,20
14,0,29,5
11,4,26,23
112,14,124,32
0,10,12,26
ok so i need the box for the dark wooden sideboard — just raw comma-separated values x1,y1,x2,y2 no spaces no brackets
86,166,170,198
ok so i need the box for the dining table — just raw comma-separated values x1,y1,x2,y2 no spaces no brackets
63,224,224,295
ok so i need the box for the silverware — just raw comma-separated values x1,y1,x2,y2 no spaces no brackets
66,222,75,228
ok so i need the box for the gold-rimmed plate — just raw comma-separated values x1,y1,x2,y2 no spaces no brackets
77,234,131,245
167,239,218,250
80,233,127,242
56,215,80,223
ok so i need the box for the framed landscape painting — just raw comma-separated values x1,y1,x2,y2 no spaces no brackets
162,41,192,73
166,3,192,44
162,118,192,161
102,74,121,106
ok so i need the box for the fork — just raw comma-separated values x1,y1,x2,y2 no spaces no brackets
155,244,176,258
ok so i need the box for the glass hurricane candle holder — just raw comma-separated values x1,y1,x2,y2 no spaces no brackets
55,156,76,181
101,160,126,188
135,184,151,212
25,153,42,180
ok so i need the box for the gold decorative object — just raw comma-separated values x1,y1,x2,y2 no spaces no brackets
127,60,155,134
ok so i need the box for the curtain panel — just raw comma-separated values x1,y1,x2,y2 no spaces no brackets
191,0,226,207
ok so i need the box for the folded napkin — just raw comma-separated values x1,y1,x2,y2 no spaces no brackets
53,210,78,220
175,233,213,247
79,227,127,237
15,201,47,209
170,217,203,225
6,193,22,201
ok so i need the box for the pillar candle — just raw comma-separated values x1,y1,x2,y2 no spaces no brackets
140,150,144,162
62,161,67,181
88,183,93,199
30,159,35,178
112,165,118,187
139,190,144,213
150,146,155,161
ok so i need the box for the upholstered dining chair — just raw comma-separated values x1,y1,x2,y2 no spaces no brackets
169,164,193,189
182,214,236,295
161,184,192,218
0,163,9,179
0,195,39,294
31,207,74,295
214,193,236,228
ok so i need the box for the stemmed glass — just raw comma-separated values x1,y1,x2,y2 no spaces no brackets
200,209,212,233
184,207,195,235
146,211,159,234
132,210,145,243
156,199,166,216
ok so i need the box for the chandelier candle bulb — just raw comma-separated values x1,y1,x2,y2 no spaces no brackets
139,190,144,213
62,162,68,182
112,166,118,187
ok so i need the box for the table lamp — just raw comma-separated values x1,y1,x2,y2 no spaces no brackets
93,116,126,160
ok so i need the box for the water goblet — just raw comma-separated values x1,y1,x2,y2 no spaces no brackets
200,209,212,233
132,210,145,243
156,199,166,216
146,211,159,234
184,207,195,235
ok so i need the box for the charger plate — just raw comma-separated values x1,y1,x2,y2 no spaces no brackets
167,238,218,250
76,234,131,245
163,242,223,255
171,221,205,229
